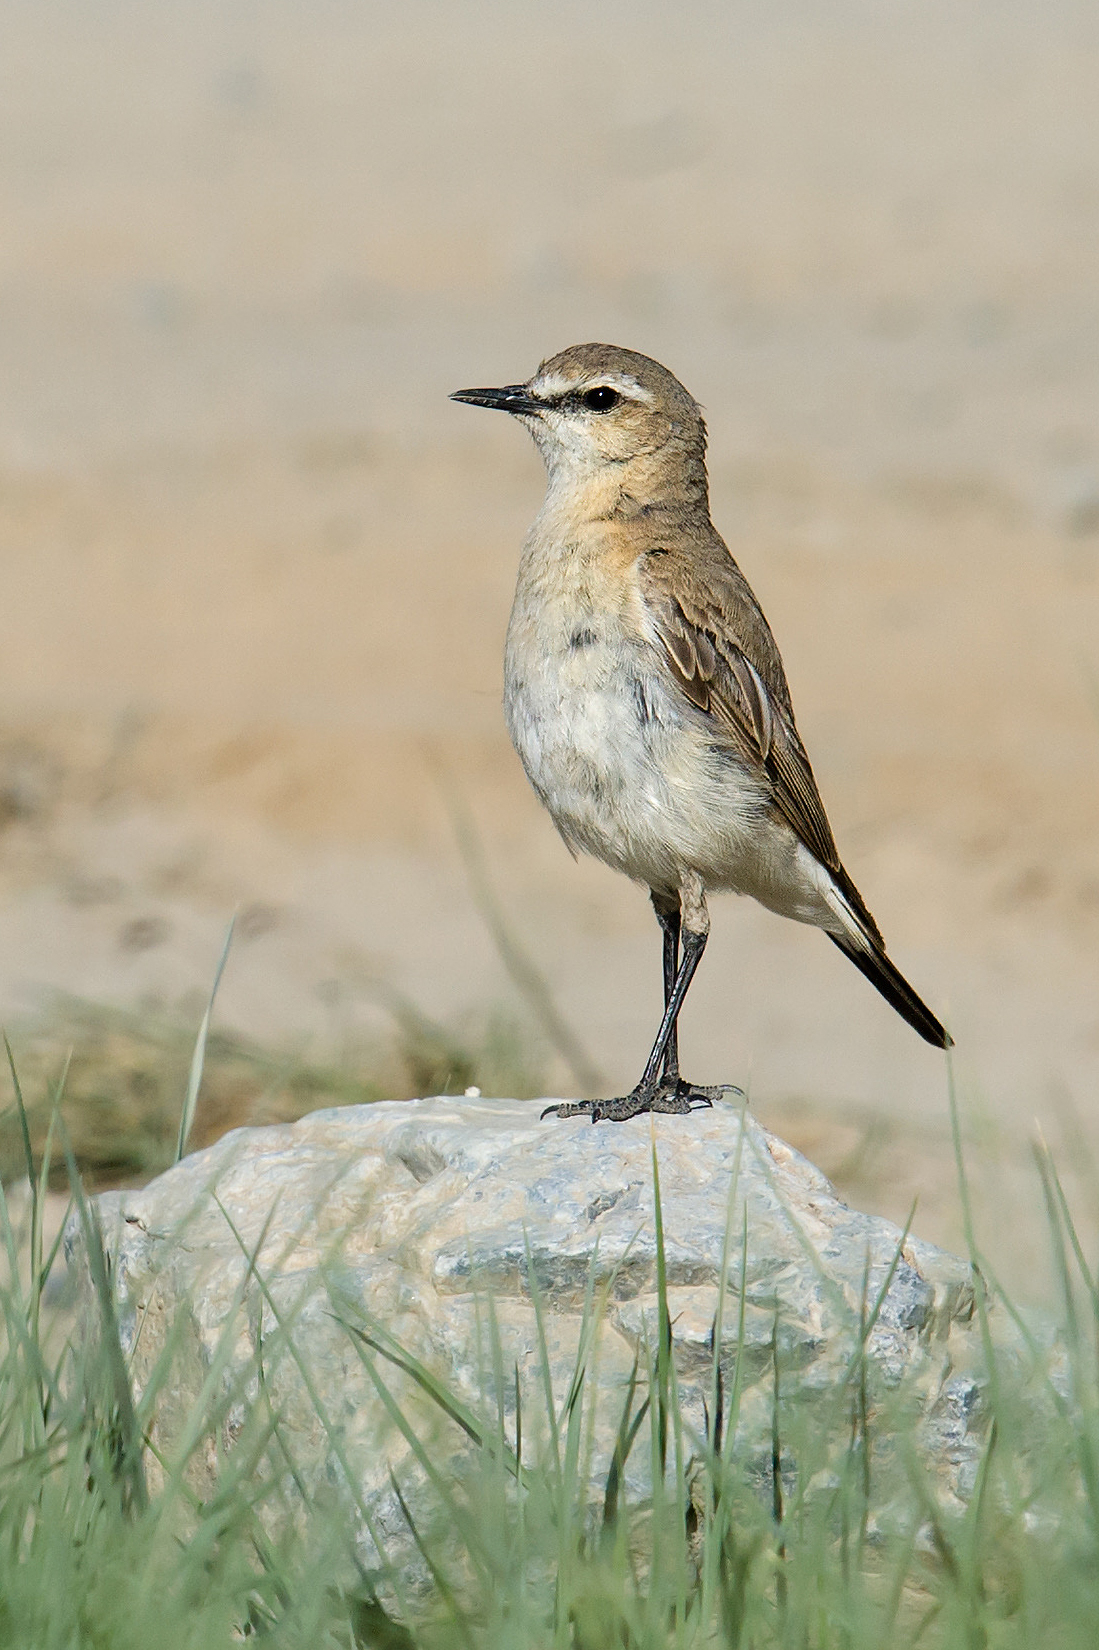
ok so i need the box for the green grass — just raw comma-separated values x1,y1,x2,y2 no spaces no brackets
0,991,546,1189
1,1044,1099,1646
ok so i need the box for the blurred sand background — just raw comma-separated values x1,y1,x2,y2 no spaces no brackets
0,0,1097,1287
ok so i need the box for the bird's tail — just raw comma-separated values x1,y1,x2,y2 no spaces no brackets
828,931,952,1049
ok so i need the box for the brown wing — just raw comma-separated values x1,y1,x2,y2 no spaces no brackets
638,542,884,946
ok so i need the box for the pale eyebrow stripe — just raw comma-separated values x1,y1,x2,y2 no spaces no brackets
532,374,653,405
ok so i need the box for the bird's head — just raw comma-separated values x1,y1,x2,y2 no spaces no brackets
451,343,707,501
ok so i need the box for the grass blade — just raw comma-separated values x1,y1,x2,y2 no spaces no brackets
175,915,236,1164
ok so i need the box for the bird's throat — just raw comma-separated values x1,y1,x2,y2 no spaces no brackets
538,446,709,534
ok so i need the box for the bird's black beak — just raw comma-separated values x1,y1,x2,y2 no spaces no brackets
450,384,544,417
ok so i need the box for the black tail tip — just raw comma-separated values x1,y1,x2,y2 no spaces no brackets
828,933,952,1050
913,1015,952,1052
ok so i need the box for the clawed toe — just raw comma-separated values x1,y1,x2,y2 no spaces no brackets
542,1080,742,1124
541,1092,651,1123
660,1079,743,1111
651,1078,712,1113
540,1099,596,1120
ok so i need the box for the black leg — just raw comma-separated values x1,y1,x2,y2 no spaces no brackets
544,874,739,1124
636,926,707,1091
651,891,681,1083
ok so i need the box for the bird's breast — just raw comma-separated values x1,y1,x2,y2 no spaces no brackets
504,580,651,804
502,542,769,891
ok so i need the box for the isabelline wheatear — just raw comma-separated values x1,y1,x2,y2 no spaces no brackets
452,344,951,1123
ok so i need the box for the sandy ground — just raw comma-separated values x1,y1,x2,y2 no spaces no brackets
0,0,1098,1290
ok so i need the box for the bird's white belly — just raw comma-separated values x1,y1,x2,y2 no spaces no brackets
504,616,778,899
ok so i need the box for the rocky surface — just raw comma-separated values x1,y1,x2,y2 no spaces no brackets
76,1095,1008,1581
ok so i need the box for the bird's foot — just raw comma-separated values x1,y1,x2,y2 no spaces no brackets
542,1078,741,1124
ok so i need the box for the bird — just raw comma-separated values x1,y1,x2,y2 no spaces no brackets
451,344,951,1123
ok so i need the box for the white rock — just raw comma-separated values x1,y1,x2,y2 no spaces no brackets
75,1095,1001,1584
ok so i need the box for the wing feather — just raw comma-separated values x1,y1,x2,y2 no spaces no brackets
638,545,884,947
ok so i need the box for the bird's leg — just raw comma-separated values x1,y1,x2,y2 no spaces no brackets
545,873,737,1123
631,870,714,1108
652,889,682,1084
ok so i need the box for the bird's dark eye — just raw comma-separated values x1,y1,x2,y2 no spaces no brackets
580,385,621,412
